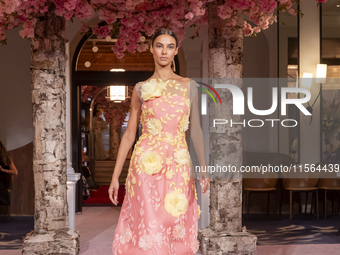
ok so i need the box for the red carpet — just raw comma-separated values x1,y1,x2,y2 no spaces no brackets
82,185,126,205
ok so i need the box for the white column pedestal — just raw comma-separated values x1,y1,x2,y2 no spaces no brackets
67,169,81,230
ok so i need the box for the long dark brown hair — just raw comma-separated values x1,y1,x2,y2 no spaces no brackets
0,140,11,166
151,28,178,48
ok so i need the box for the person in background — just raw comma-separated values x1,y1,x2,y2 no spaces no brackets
333,132,340,151
290,132,298,162
92,109,109,160
0,140,18,205
330,132,340,162
81,149,100,189
323,143,333,162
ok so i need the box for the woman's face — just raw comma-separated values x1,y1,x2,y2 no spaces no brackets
96,111,101,117
150,34,178,68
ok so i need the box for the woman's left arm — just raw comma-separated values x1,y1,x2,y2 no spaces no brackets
189,85,210,194
0,156,18,175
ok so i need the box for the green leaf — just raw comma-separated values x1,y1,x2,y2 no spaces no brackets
1,39,7,46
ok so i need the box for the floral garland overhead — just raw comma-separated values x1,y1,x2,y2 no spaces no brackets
0,0,328,58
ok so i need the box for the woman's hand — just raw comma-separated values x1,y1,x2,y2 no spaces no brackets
109,178,120,205
199,173,210,194
0,165,5,173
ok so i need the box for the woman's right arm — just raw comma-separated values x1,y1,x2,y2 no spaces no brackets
112,86,141,180
0,156,18,175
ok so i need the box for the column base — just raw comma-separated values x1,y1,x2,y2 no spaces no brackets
198,226,257,255
22,228,80,255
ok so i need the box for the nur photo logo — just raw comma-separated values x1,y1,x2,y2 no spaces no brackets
196,80,313,128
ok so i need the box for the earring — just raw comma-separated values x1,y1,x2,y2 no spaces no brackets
172,59,176,72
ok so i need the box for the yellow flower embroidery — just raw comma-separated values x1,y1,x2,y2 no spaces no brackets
141,79,166,101
181,171,190,185
146,118,163,135
135,146,144,156
166,169,175,180
163,132,175,144
174,148,190,166
164,189,188,218
197,205,201,218
139,150,163,175
178,114,189,132
165,157,173,166
147,108,154,115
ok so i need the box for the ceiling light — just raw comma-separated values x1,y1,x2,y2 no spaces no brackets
84,61,91,68
110,68,125,72
106,36,112,41
106,86,130,102
92,46,98,52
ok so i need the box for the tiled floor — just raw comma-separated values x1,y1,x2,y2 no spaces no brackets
1,207,340,254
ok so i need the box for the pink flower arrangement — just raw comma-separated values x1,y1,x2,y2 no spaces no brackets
0,0,328,48
92,24,113,39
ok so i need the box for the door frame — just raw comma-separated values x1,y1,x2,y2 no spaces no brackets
71,31,180,212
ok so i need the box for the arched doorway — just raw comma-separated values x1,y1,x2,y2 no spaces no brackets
71,24,181,212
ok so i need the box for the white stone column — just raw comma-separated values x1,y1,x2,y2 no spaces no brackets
65,41,81,231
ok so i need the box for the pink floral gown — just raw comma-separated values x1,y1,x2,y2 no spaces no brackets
112,78,201,255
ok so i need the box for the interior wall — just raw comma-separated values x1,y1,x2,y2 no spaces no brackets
299,1,321,165
7,142,34,215
0,27,32,151
278,25,298,156
242,17,279,153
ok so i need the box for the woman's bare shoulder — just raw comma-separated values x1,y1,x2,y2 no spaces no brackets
182,77,191,89
139,76,190,85
173,75,190,83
